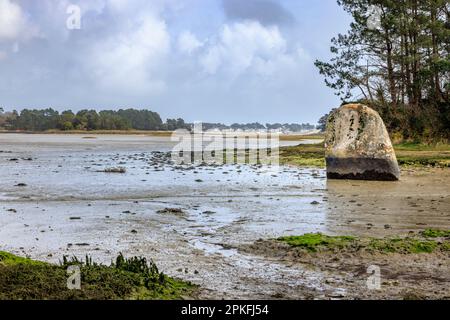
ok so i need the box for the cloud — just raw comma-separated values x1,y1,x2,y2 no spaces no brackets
0,0,348,124
199,21,292,77
178,31,203,55
222,0,294,26
0,0,28,41
84,11,170,95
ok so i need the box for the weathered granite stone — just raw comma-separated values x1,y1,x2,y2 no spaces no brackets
325,104,400,181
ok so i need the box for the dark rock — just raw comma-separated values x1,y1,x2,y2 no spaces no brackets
15,183,27,187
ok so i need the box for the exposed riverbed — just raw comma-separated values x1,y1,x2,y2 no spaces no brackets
0,134,449,299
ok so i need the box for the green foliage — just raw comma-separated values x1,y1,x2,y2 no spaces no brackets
0,251,46,266
1,108,169,132
317,109,337,132
394,142,450,167
420,229,450,238
0,252,196,300
278,232,450,254
367,238,439,254
316,0,450,141
277,234,356,252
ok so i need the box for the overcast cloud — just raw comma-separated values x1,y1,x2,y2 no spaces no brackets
222,0,295,26
0,0,351,124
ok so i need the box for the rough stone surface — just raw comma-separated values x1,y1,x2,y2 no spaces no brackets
325,104,400,181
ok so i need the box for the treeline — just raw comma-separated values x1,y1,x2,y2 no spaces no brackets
316,0,449,142
0,108,189,131
0,108,317,132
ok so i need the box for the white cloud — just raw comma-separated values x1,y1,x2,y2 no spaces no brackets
0,0,26,40
199,21,290,77
0,0,330,124
178,31,203,55
86,14,170,95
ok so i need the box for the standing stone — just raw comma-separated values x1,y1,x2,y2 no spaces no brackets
325,104,400,181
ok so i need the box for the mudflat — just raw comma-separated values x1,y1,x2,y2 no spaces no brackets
0,134,449,299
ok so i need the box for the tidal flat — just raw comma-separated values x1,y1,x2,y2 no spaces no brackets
0,134,449,299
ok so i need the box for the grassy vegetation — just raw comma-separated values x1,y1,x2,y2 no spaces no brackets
279,142,450,168
394,143,450,167
0,252,196,300
277,229,450,254
0,251,46,266
420,229,450,238
280,143,326,167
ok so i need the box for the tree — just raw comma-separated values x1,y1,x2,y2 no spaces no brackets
317,108,337,132
316,0,450,141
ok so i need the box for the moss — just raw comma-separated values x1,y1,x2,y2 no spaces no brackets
357,114,366,138
0,252,196,300
277,232,450,254
367,238,439,254
443,243,450,251
420,229,450,238
277,233,356,252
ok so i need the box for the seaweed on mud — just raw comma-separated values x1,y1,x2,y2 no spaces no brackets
0,251,196,300
277,231,450,254
420,229,450,238
277,233,357,252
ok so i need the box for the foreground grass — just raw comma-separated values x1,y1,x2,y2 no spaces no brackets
280,142,450,168
278,229,450,254
0,252,196,300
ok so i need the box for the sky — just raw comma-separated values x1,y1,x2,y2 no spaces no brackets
0,0,352,124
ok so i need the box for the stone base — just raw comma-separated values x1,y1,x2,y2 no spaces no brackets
326,157,400,181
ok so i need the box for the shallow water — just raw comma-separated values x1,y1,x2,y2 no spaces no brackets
0,134,449,298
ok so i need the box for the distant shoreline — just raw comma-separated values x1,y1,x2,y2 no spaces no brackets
0,130,325,140
0,129,174,136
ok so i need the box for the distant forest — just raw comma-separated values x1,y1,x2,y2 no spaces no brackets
0,108,317,132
